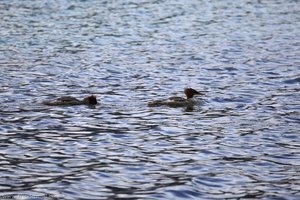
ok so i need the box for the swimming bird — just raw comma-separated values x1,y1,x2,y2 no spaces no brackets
43,95,97,106
148,88,202,107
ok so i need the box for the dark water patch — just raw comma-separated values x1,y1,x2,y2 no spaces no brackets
283,77,300,84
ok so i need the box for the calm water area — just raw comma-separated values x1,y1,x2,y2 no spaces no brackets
0,0,299,199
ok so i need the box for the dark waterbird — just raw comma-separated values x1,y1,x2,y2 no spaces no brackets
148,88,202,107
43,95,97,106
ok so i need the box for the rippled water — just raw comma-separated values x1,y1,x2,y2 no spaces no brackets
0,0,299,199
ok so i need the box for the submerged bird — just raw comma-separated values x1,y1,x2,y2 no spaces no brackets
148,88,202,107
43,95,97,106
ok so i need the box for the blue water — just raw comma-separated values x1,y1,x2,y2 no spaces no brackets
0,0,299,199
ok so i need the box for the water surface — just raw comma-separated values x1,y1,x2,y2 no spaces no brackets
0,0,299,199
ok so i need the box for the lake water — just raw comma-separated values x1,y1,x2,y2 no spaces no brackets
0,0,299,199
